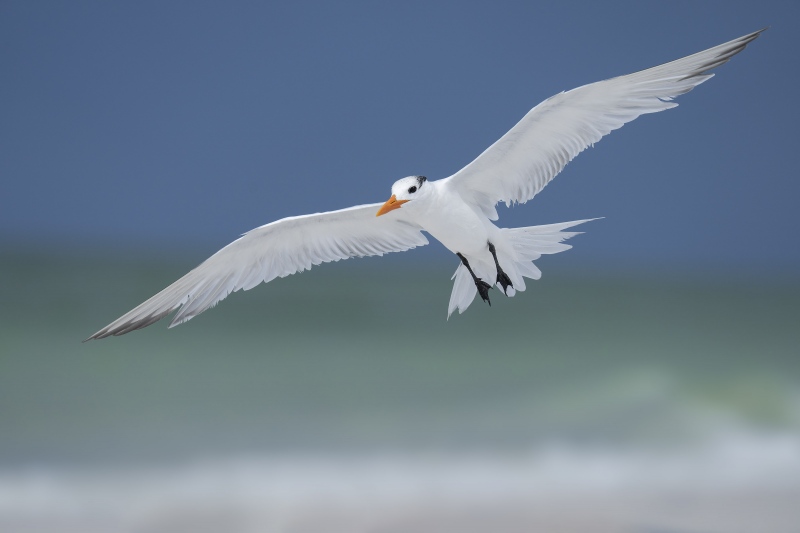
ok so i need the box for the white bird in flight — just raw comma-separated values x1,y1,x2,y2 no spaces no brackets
87,29,764,340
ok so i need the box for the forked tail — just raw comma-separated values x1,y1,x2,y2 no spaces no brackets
447,219,599,317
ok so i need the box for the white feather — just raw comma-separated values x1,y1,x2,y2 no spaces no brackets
443,30,764,214
446,219,598,317
87,204,427,339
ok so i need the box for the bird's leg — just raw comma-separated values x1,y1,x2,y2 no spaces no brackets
456,252,492,305
488,242,513,295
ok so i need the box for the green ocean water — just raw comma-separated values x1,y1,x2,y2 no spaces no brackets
1,249,798,466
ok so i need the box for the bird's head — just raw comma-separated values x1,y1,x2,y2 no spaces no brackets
376,176,428,216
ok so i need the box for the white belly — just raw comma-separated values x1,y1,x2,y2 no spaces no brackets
414,193,495,255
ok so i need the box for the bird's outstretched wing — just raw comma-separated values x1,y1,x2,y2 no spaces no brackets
444,29,764,219
86,204,428,339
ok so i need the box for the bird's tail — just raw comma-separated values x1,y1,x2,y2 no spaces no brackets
447,219,599,317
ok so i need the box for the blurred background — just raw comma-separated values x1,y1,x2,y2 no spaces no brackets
2,1,799,532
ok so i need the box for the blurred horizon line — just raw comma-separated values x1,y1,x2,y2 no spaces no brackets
2,231,798,288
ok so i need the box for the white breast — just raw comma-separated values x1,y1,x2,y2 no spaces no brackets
409,182,495,256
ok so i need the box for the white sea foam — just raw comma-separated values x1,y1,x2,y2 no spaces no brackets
1,431,798,533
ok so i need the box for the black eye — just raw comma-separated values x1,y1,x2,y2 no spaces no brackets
408,186,417,194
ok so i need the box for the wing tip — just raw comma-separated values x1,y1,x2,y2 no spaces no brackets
84,308,177,341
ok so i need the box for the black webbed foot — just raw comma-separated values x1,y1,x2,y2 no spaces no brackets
488,242,513,295
476,279,492,305
457,252,493,307
496,271,513,295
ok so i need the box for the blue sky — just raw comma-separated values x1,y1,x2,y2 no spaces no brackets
2,1,798,276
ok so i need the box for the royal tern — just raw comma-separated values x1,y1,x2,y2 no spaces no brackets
87,29,764,340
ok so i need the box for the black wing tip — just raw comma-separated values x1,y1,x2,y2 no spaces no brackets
735,27,767,47
716,27,767,54
726,27,767,52
675,27,767,82
729,28,767,46
83,309,176,342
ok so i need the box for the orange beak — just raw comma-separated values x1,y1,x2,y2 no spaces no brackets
376,195,409,216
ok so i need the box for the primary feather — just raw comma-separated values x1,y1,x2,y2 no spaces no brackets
444,29,764,215
87,204,427,339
